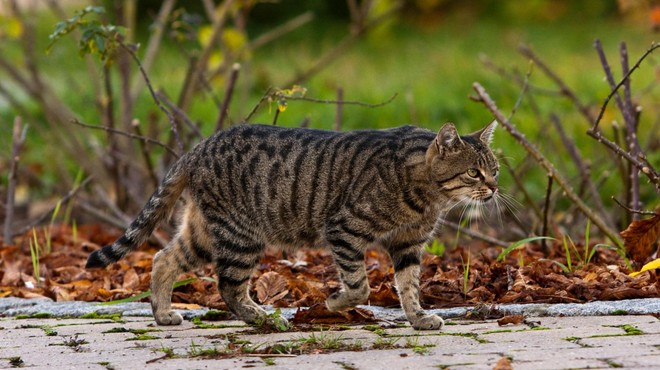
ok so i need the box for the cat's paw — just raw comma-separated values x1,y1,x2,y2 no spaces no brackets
154,310,183,325
411,314,444,330
325,292,350,312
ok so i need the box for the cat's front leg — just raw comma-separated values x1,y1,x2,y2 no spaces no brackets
390,244,443,330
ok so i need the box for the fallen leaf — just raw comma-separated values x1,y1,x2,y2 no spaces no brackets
254,271,289,305
292,304,377,325
629,258,660,277
620,213,660,265
493,356,513,370
497,314,524,326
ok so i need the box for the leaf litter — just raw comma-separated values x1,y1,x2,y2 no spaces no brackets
0,223,659,325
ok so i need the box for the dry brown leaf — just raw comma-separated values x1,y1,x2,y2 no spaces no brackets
254,271,289,305
620,213,660,264
497,314,524,326
493,356,513,370
292,304,377,324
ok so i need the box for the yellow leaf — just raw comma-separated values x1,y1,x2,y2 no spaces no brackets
0,16,23,39
222,27,246,51
629,258,660,277
197,25,213,47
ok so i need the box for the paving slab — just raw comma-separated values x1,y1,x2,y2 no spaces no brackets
1,297,659,369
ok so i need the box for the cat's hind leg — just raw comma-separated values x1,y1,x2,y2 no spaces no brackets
325,225,371,311
151,206,212,325
214,237,270,324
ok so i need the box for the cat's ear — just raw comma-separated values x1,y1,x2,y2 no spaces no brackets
427,123,463,161
473,120,497,145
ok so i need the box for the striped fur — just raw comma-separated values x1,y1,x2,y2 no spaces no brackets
86,122,499,330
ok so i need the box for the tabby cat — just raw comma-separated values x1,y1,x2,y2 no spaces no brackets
87,121,499,330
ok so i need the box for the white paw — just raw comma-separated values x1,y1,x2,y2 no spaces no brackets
411,314,444,330
155,310,183,325
326,292,349,312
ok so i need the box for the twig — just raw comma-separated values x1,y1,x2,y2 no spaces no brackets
508,60,533,121
71,119,179,157
272,108,281,126
499,155,543,222
549,114,613,228
155,91,203,139
215,63,241,131
179,0,235,112
518,44,594,123
118,42,184,154
130,0,176,101
4,117,28,243
16,176,93,235
436,219,508,248
611,197,657,216
77,200,128,230
472,82,622,246
586,128,660,195
248,11,314,50
541,175,553,254
287,93,398,108
131,119,159,189
243,87,273,123
288,1,402,85
334,87,344,131
591,42,660,131
620,42,641,219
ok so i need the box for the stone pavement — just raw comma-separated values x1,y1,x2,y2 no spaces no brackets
0,299,659,369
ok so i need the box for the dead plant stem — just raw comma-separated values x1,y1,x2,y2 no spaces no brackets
472,82,622,246
4,117,28,243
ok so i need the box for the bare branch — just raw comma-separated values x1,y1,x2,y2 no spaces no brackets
334,87,344,131
549,114,612,228
288,93,398,108
4,117,28,243
248,11,314,50
155,91,204,139
16,176,94,235
612,197,657,216
518,44,594,123
71,119,179,158
541,175,553,254
118,42,183,153
130,0,176,101
472,82,622,246
592,42,660,131
215,63,241,131
586,128,660,195
436,218,508,248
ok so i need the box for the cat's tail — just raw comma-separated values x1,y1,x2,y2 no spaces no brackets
86,157,188,269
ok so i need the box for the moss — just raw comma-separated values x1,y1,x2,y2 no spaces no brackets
610,309,628,316
191,316,249,329
14,312,53,319
80,312,124,322
483,329,513,334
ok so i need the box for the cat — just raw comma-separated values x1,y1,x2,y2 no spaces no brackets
87,121,499,330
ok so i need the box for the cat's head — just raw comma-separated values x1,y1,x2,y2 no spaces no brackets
425,121,499,204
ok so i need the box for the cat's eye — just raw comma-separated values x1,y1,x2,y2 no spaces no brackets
492,168,499,177
467,168,479,178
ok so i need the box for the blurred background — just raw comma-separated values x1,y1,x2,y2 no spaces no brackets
1,0,659,245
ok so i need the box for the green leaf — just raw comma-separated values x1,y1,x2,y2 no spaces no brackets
497,237,555,262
